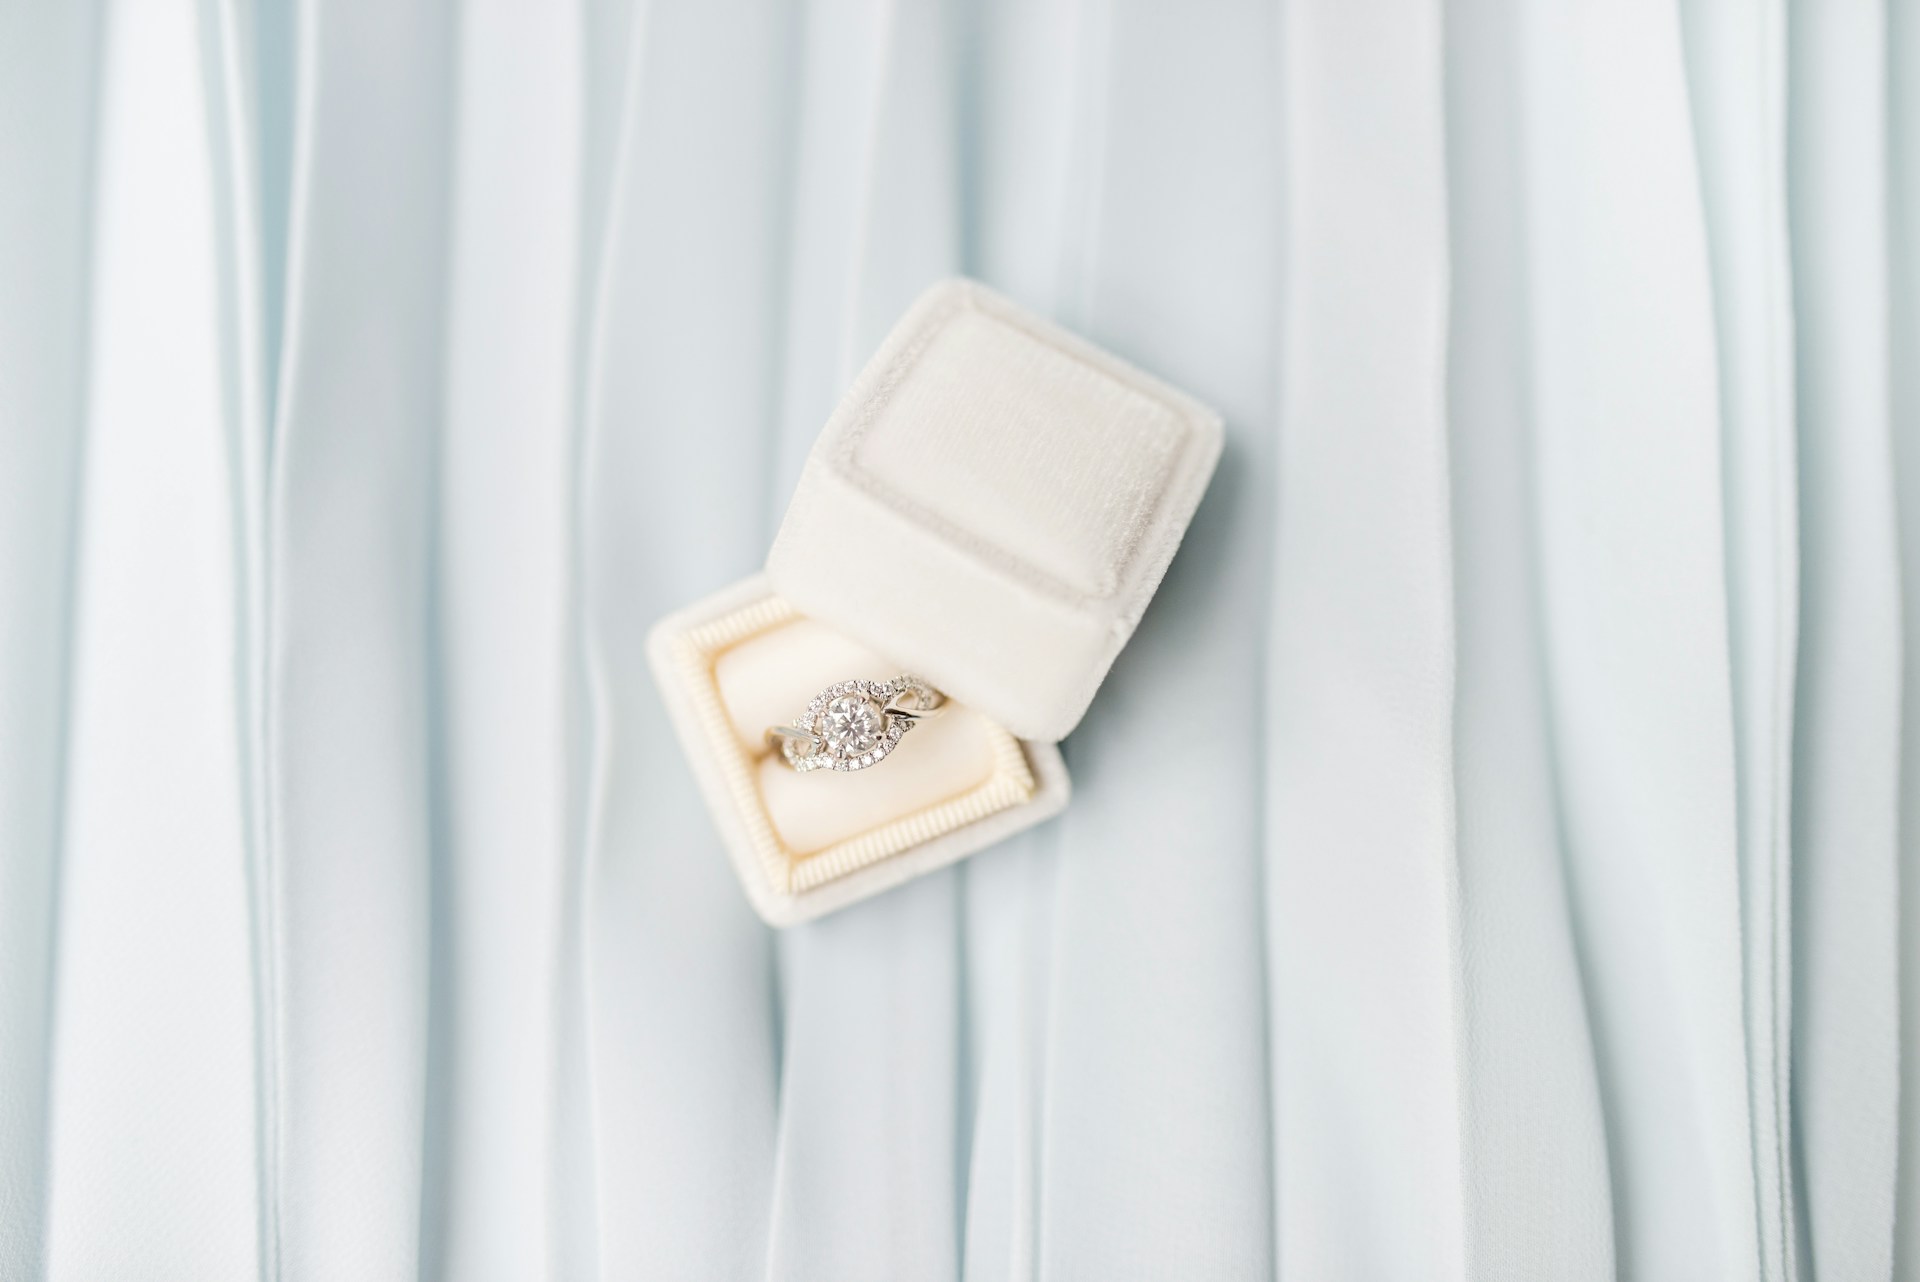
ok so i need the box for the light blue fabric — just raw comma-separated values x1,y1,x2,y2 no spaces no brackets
0,1,1915,1279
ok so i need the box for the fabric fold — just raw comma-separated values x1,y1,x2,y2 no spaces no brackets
1786,3,1903,1277
1675,1,1800,1275
422,7,583,1278
265,1,457,1275
957,825,1060,1282
0,5,103,1278
550,3,645,1277
1266,2,1462,1277
41,1,259,1274
1893,0,1920,1271
1518,4,1757,1277
196,0,281,1272
1444,0,1616,1274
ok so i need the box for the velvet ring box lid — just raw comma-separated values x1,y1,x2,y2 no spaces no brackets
649,279,1222,924
766,278,1224,743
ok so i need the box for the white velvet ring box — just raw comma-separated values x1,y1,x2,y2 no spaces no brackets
646,279,1223,925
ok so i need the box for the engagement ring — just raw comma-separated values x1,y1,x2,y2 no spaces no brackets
766,676,946,773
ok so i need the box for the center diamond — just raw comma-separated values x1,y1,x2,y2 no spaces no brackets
820,694,885,759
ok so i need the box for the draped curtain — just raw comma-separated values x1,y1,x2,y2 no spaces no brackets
0,1,1915,1279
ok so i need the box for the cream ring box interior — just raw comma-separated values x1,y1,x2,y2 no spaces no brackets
647,279,1223,926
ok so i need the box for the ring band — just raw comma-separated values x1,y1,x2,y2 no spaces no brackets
766,675,946,773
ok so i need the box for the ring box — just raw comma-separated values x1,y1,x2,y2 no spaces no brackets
646,280,1223,925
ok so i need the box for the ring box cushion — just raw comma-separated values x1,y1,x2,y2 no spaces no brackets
765,279,1225,743
648,280,1222,924
647,575,1069,926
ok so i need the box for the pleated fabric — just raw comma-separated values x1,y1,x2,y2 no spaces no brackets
1678,3,1799,1276
1523,6,1756,1278
39,3,259,1277
1789,7,1903,1280
1,1,1917,1280
0,6,101,1279
1268,2,1458,1277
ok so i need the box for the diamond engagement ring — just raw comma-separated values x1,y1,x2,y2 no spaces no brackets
766,676,947,773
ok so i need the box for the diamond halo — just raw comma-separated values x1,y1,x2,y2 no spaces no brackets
769,675,944,773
